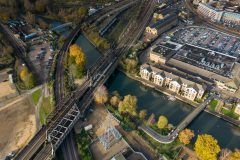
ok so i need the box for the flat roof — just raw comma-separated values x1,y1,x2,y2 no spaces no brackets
172,44,236,78
151,44,176,58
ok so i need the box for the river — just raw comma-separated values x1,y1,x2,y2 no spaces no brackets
107,71,240,149
52,20,239,153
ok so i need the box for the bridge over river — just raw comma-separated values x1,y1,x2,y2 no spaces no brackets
140,94,218,144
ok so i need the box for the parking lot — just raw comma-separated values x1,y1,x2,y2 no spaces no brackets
170,26,240,58
28,42,54,81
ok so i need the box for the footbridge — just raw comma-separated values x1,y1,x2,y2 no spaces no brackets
140,94,218,144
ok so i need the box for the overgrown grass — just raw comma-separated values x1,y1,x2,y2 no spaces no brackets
75,130,92,160
39,96,53,125
105,4,141,43
32,88,42,105
221,108,239,120
209,99,218,111
138,130,182,159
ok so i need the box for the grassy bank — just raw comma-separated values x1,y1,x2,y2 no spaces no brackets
31,88,42,105
39,96,53,125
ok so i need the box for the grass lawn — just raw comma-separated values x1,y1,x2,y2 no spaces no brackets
209,99,218,111
32,88,42,105
221,108,239,120
39,96,53,125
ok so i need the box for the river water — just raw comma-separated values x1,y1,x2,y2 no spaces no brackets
52,20,239,152
107,71,240,149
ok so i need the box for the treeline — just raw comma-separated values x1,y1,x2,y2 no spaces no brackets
0,33,14,68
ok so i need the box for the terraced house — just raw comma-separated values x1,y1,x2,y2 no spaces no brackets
140,64,206,101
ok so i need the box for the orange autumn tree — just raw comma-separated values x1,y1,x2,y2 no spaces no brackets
179,129,195,145
19,67,35,88
69,44,86,78
69,44,86,67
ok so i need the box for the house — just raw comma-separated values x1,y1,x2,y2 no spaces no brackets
140,64,152,80
140,64,206,101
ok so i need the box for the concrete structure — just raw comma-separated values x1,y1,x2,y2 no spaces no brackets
140,64,206,101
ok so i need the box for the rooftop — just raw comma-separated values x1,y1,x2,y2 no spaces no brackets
172,44,236,78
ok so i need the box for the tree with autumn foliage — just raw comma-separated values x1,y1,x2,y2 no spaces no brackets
219,148,232,160
179,129,195,145
69,44,86,78
157,115,168,129
194,134,221,160
19,67,35,89
118,95,137,116
110,95,121,107
94,85,108,104
229,149,240,160
139,109,147,120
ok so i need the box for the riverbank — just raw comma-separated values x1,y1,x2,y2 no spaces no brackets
118,69,240,128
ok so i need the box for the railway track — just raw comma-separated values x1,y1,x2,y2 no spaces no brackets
13,0,156,159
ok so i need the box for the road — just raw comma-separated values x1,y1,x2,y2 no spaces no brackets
13,0,156,159
140,94,217,144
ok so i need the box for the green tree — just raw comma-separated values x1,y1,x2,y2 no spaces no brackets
194,134,221,160
78,7,88,16
58,36,66,48
118,95,137,116
157,115,168,129
139,109,147,120
179,129,195,145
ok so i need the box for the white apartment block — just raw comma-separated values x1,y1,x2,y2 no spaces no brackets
197,3,240,25
140,64,206,101
197,3,223,22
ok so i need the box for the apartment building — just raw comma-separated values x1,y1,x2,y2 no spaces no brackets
197,3,240,25
140,64,206,101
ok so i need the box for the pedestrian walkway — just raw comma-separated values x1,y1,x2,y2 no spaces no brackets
140,94,217,144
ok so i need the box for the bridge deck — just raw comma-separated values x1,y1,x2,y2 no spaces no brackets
140,94,217,144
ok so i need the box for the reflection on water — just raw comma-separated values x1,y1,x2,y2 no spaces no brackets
108,71,240,149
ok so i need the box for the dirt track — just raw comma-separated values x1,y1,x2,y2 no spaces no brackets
0,96,36,159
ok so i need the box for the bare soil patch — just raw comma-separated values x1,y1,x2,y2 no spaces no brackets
0,96,36,159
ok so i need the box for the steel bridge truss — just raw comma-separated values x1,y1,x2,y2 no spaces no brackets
48,103,80,152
